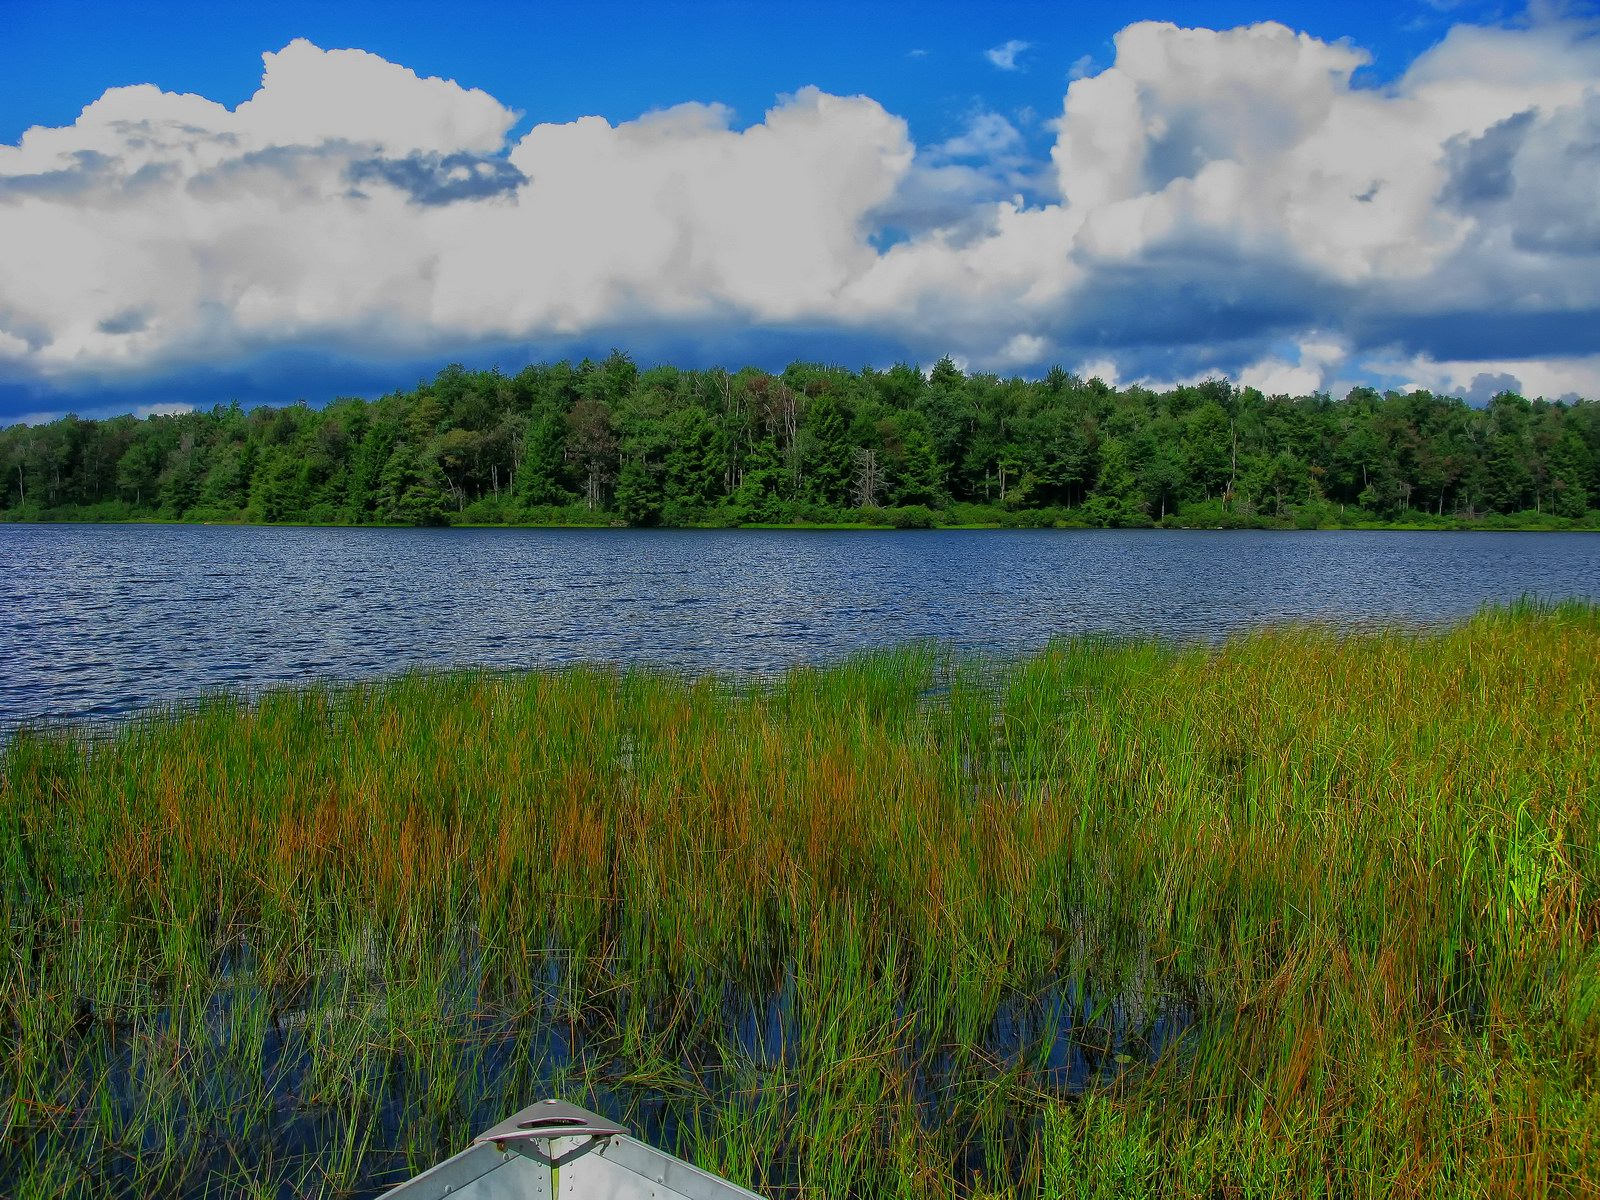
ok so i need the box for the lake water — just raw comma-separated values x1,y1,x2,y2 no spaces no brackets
2,523,1597,728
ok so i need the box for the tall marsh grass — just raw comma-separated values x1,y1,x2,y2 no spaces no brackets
2,601,1597,1197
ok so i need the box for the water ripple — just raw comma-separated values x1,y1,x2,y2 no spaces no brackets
2,524,1597,727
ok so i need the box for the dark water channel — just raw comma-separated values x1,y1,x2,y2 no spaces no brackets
4,523,1598,728
35,944,1194,1197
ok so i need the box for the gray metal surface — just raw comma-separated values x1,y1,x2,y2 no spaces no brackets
387,1142,553,1200
476,1099,630,1149
385,1100,765,1200
577,1135,766,1200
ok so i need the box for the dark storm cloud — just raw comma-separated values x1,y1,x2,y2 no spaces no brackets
0,347,455,426
0,325,942,429
346,151,527,206
1452,371,1524,405
1441,109,1535,208
1506,102,1600,255
1040,236,1344,354
1439,97,1600,255
96,310,150,335
1352,308,1600,362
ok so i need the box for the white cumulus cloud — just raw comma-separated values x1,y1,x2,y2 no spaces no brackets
0,42,912,389
985,39,1034,71
3,15,1600,420
845,14,1600,388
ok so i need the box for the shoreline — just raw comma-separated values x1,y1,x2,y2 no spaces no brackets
3,514,1598,534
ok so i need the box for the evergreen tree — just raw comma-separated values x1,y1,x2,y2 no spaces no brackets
376,443,452,525
1082,438,1147,526
516,411,571,507
614,457,663,526
731,436,784,521
894,421,943,507
663,405,721,522
801,393,853,509
1550,432,1591,518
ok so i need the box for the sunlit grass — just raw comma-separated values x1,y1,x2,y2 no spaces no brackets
2,601,1597,1196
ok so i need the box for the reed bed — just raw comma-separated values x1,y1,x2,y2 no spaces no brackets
2,600,1597,1198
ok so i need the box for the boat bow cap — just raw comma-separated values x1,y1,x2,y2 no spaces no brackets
473,1098,629,1148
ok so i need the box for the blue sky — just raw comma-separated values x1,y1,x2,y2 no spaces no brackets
2,1,1508,146
2,0,1598,423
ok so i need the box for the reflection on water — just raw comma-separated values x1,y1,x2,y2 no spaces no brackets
3,524,1597,726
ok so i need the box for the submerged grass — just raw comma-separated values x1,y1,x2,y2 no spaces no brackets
2,601,1598,1197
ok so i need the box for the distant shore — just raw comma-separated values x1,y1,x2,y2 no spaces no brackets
4,508,1598,534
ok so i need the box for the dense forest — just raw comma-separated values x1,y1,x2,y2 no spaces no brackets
2,353,1597,529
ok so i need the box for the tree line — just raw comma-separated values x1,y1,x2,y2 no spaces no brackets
2,353,1597,529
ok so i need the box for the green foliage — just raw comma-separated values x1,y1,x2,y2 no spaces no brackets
4,606,1599,1195
614,457,664,526
375,442,452,526
1081,438,1148,527
884,503,937,529
892,421,943,507
2,363,1597,528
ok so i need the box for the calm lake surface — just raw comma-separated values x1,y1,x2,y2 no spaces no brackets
2,523,1597,727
